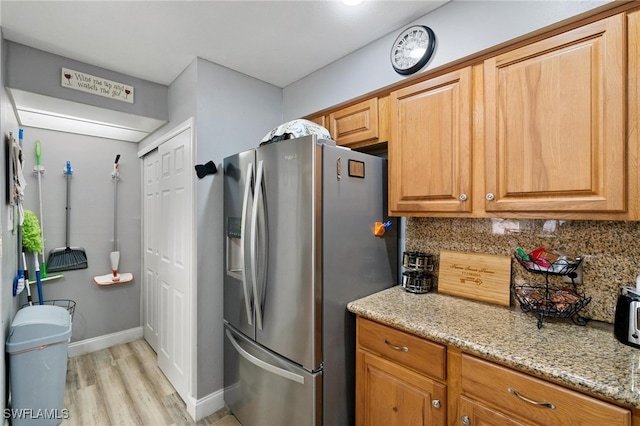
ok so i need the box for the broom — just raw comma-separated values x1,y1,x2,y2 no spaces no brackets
47,161,88,272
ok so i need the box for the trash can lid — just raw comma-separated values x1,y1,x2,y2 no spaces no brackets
6,305,72,353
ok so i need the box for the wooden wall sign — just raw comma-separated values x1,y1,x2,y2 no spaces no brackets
61,67,134,103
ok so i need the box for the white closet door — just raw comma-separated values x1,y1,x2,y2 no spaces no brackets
156,126,193,402
143,150,160,352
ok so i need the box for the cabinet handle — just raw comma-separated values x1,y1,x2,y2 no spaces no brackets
460,415,470,426
508,387,556,409
459,193,468,201
384,339,408,352
486,193,495,201
431,399,441,409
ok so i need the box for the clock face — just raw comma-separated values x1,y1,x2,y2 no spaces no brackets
390,25,436,75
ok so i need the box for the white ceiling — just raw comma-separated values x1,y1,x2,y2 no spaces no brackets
0,0,448,89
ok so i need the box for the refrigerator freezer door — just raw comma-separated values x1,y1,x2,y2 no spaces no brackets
223,150,256,340
254,135,322,371
224,324,321,426
321,145,397,426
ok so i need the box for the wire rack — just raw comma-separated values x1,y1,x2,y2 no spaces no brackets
401,251,435,294
513,252,590,328
22,299,76,321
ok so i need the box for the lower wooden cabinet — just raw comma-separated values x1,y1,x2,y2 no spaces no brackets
460,354,631,426
356,317,447,425
356,316,634,426
458,395,527,426
357,349,446,426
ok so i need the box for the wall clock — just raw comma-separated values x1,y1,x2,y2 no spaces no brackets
390,25,436,75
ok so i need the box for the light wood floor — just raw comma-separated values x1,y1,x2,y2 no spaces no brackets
63,338,240,426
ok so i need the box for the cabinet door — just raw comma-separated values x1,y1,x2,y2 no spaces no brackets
329,98,379,147
484,14,626,213
389,67,473,215
458,396,527,426
356,349,446,426
308,115,327,129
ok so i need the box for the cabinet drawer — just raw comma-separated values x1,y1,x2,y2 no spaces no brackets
357,317,445,380
461,354,631,426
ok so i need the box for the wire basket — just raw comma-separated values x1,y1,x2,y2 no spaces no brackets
22,299,76,321
514,251,582,275
512,285,590,328
402,251,435,273
401,271,433,294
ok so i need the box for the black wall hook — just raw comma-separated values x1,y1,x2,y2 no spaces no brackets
195,161,218,179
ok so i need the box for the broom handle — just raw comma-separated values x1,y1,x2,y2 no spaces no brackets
112,155,120,252
66,161,72,248
36,142,45,258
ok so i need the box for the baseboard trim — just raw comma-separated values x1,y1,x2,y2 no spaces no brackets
186,388,225,422
67,326,144,357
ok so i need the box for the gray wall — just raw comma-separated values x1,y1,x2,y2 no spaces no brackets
6,42,168,121
0,41,165,347
1,35,20,417
17,127,142,342
144,57,282,399
194,58,281,398
282,0,612,119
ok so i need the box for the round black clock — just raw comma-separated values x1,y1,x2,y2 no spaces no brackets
390,25,436,75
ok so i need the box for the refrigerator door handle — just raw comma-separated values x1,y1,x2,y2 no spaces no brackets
251,159,265,330
240,162,254,326
226,329,305,384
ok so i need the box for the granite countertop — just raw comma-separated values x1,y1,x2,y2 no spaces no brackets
347,286,640,408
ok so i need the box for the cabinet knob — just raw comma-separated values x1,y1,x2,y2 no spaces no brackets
431,399,441,409
459,194,468,201
461,415,470,426
485,193,495,201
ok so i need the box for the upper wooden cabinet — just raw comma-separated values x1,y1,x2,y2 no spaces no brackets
307,115,326,129
388,67,473,216
329,98,378,146
483,14,626,213
306,6,640,220
328,97,390,149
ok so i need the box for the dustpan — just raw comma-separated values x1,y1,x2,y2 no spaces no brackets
47,161,87,272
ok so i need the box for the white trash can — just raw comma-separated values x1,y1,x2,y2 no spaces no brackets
6,305,72,425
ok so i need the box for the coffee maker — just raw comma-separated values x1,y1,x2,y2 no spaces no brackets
614,278,640,348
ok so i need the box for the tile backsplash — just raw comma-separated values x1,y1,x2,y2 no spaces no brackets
405,217,640,324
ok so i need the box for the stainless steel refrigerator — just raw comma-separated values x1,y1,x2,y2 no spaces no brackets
223,135,397,426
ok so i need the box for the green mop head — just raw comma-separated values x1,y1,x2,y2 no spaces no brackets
22,210,43,254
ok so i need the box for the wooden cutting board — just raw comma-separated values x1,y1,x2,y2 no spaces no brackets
438,250,512,306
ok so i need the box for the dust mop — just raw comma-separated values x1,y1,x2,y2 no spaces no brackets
95,155,133,286
23,210,44,304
